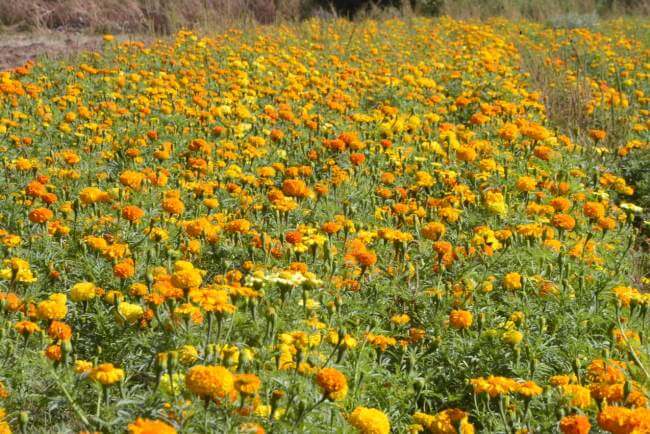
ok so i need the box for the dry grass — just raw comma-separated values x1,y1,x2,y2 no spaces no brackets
1,0,647,33
0,0,302,33
437,0,649,20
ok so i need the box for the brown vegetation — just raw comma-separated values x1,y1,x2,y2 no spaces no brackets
1,0,646,35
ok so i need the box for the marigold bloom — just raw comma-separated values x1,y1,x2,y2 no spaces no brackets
70,281,97,302
15,320,40,336
422,222,446,241
122,205,145,222
348,407,390,434
127,418,177,434
516,380,542,398
45,344,62,362
560,384,592,408
503,272,522,290
516,176,537,192
413,409,475,434
171,261,202,289
79,186,109,204
234,373,261,396
597,406,650,434
117,302,144,324
282,179,309,198
114,260,135,279
89,363,125,385
552,213,576,231
37,293,67,320
28,207,53,224
583,201,605,220
185,365,234,400
449,309,473,330
162,197,185,215
315,367,348,401
48,321,72,341
502,329,523,346
559,414,591,434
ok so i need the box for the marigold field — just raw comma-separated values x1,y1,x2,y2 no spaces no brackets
0,16,649,434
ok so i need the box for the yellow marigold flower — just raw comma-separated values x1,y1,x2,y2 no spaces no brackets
70,281,96,302
79,186,109,204
413,409,475,434
516,176,537,192
185,365,234,400
516,380,543,398
484,191,507,216
0,408,10,434
502,329,523,346
549,374,576,386
37,293,67,320
127,418,177,434
117,302,144,324
1,258,37,283
348,407,390,434
178,345,199,365
74,360,93,374
503,272,522,290
470,376,519,397
89,363,125,386
171,261,203,290
391,314,410,326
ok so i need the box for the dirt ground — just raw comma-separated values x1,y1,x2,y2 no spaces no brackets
0,32,130,70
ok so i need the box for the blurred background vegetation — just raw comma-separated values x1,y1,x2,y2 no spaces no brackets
0,0,647,33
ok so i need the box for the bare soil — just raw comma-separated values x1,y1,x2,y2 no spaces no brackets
0,31,104,70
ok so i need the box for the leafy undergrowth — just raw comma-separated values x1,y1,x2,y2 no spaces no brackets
0,17,648,434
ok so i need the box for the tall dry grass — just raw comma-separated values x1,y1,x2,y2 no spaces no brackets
434,0,648,20
1,0,647,33
0,0,305,33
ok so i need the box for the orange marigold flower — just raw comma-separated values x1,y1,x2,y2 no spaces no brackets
597,406,650,434
422,222,446,241
45,344,62,362
114,260,135,279
552,213,576,231
185,365,234,400
162,197,185,215
15,320,40,336
583,201,605,220
559,414,591,434
282,179,309,198
122,205,145,222
234,373,261,396
128,418,177,434
315,367,348,401
449,309,473,330
48,321,72,341
28,207,53,224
